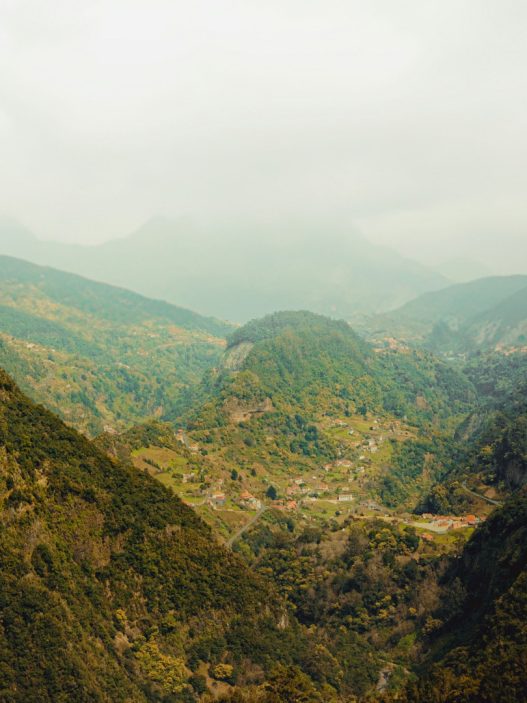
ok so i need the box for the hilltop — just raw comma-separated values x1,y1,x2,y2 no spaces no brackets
0,256,232,434
115,312,476,539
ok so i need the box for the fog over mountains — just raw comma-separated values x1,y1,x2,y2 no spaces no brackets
0,216,452,321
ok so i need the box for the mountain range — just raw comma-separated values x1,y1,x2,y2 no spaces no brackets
0,217,451,321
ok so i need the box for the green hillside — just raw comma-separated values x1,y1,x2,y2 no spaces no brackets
126,312,478,533
0,256,231,435
0,368,340,702
363,275,527,353
1,308,525,701
394,491,527,703
420,353,527,514
218,311,475,421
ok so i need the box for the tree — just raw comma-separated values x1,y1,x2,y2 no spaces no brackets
262,665,322,702
266,485,278,501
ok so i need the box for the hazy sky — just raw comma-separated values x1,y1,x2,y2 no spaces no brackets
0,0,526,272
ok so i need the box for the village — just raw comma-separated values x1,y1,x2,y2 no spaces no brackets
131,411,486,543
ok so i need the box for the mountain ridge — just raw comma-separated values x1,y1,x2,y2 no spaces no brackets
0,217,450,321
0,255,232,435
361,275,527,352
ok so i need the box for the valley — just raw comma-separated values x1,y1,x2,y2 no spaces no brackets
0,263,525,702
2,5,526,699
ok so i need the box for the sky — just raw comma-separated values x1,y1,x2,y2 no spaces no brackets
0,0,526,273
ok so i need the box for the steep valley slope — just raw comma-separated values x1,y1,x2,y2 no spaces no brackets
0,255,231,435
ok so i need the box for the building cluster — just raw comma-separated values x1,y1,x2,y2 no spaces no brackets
422,513,483,530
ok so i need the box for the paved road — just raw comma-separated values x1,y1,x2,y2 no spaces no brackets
226,507,267,548
461,482,503,507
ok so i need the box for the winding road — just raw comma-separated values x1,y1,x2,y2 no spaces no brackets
226,507,267,548
461,481,503,507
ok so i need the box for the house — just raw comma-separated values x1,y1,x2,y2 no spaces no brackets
422,533,434,542
435,520,452,530
363,500,381,511
240,490,254,501
466,514,478,525
338,494,354,502
286,500,298,510
210,493,226,507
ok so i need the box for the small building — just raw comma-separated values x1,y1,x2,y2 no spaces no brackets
338,494,354,502
286,500,298,511
210,493,226,507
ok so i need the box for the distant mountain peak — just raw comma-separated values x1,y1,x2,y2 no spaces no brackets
0,216,38,244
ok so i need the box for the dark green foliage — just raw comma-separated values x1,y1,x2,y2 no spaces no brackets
266,485,278,500
0,369,310,701
395,492,527,703
420,353,527,513
189,312,475,438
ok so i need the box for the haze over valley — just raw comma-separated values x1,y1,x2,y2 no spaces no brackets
0,2,526,702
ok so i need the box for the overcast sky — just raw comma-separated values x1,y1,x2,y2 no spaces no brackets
0,0,526,272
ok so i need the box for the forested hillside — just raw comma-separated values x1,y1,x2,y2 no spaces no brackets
1,304,526,701
420,352,527,514
118,311,478,538
0,256,231,435
0,368,348,702
393,491,527,703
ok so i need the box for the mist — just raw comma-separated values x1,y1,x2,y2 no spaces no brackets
1,0,526,273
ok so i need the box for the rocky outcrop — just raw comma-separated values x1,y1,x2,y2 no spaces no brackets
223,396,274,423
